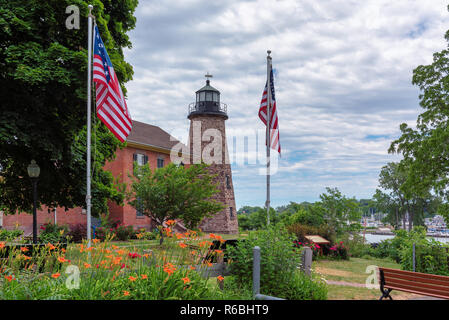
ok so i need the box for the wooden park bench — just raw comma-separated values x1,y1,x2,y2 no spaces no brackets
378,267,449,300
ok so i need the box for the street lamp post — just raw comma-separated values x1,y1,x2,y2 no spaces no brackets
27,160,40,244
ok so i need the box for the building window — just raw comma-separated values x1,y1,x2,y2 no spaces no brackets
226,175,231,189
133,153,148,166
136,197,144,217
157,158,164,168
230,207,234,218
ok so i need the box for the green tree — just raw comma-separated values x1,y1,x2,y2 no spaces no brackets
128,163,224,244
389,7,449,225
0,0,138,216
319,187,361,235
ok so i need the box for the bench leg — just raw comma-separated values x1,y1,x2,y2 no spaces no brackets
379,288,393,300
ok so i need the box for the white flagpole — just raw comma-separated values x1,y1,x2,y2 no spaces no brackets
86,5,93,248
266,50,272,226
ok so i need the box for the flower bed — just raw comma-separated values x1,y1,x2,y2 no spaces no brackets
0,229,230,300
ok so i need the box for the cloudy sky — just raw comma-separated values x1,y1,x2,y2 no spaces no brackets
123,0,449,209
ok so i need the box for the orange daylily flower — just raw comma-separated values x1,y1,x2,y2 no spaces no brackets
217,275,224,281
51,273,61,279
83,263,91,269
58,257,67,263
4,275,14,282
47,243,56,250
178,242,187,249
0,242,5,249
20,247,29,252
215,250,223,254
141,274,148,280
93,239,100,244
181,277,190,284
123,291,130,296
166,219,176,226
128,276,137,282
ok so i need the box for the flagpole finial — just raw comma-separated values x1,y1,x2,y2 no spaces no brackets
267,50,271,56
88,4,93,10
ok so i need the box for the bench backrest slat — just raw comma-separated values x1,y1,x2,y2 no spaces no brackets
385,278,449,297
381,269,449,287
379,267,449,299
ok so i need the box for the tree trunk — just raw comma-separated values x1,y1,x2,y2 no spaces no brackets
159,227,164,245
402,211,406,230
395,207,399,229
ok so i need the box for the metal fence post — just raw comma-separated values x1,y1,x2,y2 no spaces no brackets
412,243,415,272
253,246,260,298
302,247,312,277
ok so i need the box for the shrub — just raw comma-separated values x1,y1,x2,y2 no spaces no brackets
398,227,449,276
136,228,158,240
115,225,136,241
283,271,327,300
338,233,372,258
67,224,87,243
0,229,23,242
287,223,335,244
328,241,349,260
227,226,327,300
94,227,111,241
39,223,69,244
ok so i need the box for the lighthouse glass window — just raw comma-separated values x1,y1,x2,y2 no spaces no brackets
205,92,212,101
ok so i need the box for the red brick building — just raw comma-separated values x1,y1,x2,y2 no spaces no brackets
1,120,184,235
1,76,239,235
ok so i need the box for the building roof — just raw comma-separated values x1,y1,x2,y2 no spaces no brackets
126,120,183,153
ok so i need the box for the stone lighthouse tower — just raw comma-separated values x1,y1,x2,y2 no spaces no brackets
187,74,239,234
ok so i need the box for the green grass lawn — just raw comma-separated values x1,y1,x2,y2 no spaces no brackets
313,257,425,300
313,257,399,284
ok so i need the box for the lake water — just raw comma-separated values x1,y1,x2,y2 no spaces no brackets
362,233,449,244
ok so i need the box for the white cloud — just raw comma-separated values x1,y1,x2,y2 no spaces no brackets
123,0,449,208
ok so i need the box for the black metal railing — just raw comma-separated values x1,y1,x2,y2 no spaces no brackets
188,102,227,115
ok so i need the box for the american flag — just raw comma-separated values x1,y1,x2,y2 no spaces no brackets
259,66,281,154
93,25,132,142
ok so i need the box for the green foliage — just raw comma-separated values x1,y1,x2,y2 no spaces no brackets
397,227,449,275
227,226,327,300
39,223,69,244
328,242,349,260
136,228,159,240
237,207,276,231
338,234,372,259
286,223,335,244
388,10,449,225
0,0,137,216
128,163,224,231
0,229,24,242
319,187,361,236
284,272,328,300
114,225,136,241
287,206,325,227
